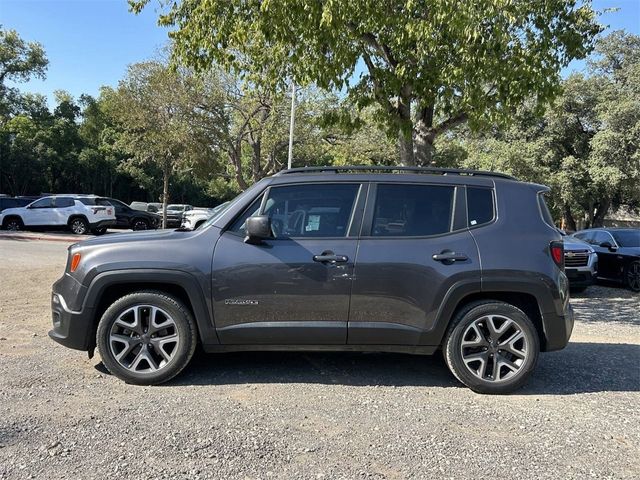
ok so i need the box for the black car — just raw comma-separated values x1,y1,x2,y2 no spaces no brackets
572,228,640,292
93,198,160,233
0,196,37,212
50,165,574,394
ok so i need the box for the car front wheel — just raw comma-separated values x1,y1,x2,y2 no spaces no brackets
96,291,197,385
2,217,23,231
443,301,540,394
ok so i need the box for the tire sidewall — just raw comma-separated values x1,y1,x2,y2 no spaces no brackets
132,219,148,231
625,261,640,292
3,217,23,231
96,291,197,385
445,302,540,394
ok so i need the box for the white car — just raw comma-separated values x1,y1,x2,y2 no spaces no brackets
181,202,230,230
0,195,116,235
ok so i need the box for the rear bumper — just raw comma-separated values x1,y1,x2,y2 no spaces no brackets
541,302,575,352
89,219,116,229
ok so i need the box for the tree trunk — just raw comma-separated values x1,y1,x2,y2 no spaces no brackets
162,164,170,229
398,131,414,166
397,86,414,166
592,199,610,228
562,204,577,232
414,106,435,166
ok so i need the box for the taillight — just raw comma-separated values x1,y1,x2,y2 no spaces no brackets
70,253,81,272
550,241,564,270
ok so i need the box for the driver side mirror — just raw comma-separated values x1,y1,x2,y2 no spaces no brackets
599,241,617,251
244,215,273,245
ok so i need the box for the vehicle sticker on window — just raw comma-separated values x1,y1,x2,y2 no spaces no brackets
305,215,320,232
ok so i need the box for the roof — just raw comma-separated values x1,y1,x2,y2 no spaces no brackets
275,165,516,180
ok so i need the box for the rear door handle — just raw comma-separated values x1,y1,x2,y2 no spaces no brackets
313,251,349,264
432,251,468,263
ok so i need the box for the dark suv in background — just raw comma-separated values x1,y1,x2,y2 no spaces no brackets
49,166,573,394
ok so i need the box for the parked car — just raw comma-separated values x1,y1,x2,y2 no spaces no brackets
562,237,598,292
0,195,116,234
49,166,574,394
162,204,193,228
572,228,640,292
94,198,160,233
181,202,230,230
0,196,37,212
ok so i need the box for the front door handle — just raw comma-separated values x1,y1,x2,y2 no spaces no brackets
432,250,468,264
313,251,349,264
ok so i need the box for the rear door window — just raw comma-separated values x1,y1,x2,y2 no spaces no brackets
371,184,454,237
54,197,75,208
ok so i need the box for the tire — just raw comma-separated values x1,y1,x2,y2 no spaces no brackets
96,291,197,385
69,217,89,235
625,261,640,292
443,301,540,394
2,216,23,231
131,218,149,231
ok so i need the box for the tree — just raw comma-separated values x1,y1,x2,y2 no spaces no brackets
0,27,48,108
132,0,602,166
455,32,640,229
109,61,204,226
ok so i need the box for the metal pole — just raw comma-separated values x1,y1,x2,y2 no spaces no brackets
287,81,296,170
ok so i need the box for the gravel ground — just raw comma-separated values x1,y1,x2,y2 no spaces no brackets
0,239,638,479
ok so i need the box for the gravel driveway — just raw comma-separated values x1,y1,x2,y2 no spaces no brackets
0,239,638,479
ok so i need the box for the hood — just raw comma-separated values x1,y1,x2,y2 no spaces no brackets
564,237,593,251
74,228,199,248
0,206,27,217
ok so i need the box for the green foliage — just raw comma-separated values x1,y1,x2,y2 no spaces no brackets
445,31,640,229
132,0,602,164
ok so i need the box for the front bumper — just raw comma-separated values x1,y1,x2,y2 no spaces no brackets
565,268,595,288
49,282,94,351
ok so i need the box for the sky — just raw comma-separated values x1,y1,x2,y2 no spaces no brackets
1,0,639,104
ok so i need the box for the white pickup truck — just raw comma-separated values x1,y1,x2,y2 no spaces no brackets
0,195,116,235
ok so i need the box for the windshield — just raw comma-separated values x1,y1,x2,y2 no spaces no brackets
199,201,233,229
611,230,640,247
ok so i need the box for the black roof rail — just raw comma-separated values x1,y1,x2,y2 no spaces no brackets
274,165,516,180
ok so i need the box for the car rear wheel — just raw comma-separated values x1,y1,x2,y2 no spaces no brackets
132,219,149,231
443,301,540,394
69,217,89,235
2,217,23,231
625,261,640,292
96,291,197,385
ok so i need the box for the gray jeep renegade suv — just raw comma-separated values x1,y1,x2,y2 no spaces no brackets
50,166,574,394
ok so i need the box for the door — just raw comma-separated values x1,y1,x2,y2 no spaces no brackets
212,182,366,345
590,230,621,279
348,183,481,345
23,197,55,226
51,197,76,226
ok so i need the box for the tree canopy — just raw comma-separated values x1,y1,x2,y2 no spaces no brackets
132,0,602,166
